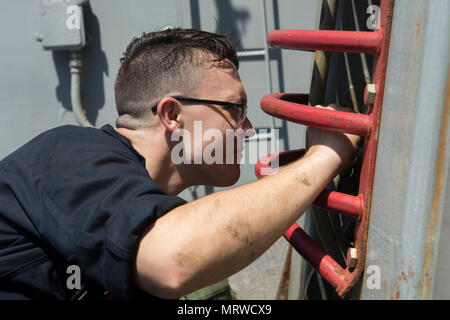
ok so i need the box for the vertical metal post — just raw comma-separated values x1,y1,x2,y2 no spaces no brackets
261,0,277,132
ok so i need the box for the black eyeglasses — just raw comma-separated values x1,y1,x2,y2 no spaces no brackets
151,96,247,126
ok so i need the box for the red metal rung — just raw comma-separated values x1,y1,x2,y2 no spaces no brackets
285,223,347,291
261,93,371,137
267,30,382,54
314,190,362,219
255,151,362,219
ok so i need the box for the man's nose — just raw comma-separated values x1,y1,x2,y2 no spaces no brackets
241,117,255,138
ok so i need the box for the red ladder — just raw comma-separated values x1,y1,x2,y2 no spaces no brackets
254,0,394,297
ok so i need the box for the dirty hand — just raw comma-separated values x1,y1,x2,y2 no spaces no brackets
306,104,361,171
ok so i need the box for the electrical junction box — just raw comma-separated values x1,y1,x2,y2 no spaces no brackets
39,0,86,51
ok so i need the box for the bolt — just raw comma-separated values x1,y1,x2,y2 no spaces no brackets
34,33,43,42
346,248,358,269
364,83,377,105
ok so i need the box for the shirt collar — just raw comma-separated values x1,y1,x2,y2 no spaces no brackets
100,124,146,166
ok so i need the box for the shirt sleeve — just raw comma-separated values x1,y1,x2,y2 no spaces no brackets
38,149,187,299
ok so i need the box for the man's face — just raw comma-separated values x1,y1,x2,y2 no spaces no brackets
175,62,254,187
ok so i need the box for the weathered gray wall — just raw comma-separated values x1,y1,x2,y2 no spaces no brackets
361,0,450,300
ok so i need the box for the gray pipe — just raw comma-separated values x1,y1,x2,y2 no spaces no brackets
69,52,94,127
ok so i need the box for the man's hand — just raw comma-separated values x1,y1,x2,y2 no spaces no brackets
306,104,361,172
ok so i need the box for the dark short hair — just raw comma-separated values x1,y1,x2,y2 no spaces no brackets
114,28,239,121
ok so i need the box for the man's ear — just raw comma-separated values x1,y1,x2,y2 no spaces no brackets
156,97,182,132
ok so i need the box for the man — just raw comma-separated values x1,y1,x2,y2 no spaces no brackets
0,28,359,299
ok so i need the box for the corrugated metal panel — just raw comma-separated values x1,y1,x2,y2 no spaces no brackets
361,0,450,299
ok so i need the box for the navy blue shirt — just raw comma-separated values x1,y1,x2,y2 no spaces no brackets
0,124,187,299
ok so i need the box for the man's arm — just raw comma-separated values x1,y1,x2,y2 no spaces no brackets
134,105,360,299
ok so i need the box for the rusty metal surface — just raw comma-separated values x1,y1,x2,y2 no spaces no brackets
423,71,450,299
361,0,450,300
433,140,450,298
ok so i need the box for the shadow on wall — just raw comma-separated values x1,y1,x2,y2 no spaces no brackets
190,0,250,49
213,0,249,48
52,2,108,126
